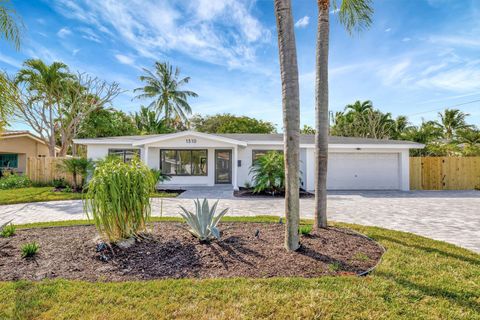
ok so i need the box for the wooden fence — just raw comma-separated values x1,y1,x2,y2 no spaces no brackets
410,157,480,190
26,157,79,186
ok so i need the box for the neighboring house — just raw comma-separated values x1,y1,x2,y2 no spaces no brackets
0,130,56,174
73,131,424,191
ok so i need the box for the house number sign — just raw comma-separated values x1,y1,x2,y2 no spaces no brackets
186,138,197,143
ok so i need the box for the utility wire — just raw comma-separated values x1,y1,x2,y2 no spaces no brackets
408,98,480,117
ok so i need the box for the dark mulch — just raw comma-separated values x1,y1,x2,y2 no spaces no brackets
0,223,383,281
235,188,314,198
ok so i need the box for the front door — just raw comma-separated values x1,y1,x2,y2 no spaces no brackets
215,150,232,184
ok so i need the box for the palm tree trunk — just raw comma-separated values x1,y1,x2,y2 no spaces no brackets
274,0,300,251
314,0,329,230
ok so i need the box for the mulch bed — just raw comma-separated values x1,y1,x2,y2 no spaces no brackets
0,222,383,281
235,188,314,198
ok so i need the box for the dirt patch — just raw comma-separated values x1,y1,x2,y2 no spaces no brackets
0,223,383,281
235,188,314,198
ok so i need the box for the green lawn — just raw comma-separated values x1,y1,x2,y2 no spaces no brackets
1,217,479,319
0,187,178,205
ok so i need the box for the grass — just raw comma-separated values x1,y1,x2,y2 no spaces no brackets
1,216,479,319
0,187,178,205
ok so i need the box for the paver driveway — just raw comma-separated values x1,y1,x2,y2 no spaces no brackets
1,190,479,253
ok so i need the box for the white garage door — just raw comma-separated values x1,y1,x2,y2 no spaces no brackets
327,153,400,190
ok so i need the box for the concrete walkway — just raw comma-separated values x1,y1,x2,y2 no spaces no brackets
1,191,479,253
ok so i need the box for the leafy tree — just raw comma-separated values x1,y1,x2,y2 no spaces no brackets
190,113,277,134
456,128,480,156
132,106,177,134
249,151,285,195
314,0,373,230
300,125,315,134
434,109,472,140
77,107,139,139
14,59,73,156
134,62,197,126
274,0,300,251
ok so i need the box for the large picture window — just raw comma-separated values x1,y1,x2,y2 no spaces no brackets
0,154,18,168
160,149,207,176
108,149,140,162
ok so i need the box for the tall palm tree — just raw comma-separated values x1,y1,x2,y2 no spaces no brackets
134,62,198,127
435,109,472,140
15,59,72,156
345,100,373,114
0,0,21,50
314,0,373,230
133,106,175,134
274,0,300,251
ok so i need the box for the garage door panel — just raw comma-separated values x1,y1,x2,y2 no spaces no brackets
327,153,400,190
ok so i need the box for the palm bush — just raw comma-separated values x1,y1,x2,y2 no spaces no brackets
150,168,170,186
249,151,285,195
84,157,155,242
179,199,229,242
57,158,93,191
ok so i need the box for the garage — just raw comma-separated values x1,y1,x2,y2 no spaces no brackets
327,153,401,190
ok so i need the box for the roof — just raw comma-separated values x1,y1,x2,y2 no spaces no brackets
1,130,61,150
73,131,424,148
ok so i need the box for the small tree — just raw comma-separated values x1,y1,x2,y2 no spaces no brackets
58,158,93,191
84,157,155,242
249,151,285,195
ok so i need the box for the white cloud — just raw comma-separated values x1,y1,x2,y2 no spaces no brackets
0,53,22,68
385,28,391,32
50,0,271,69
295,16,310,28
330,8,340,14
377,59,411,85
57,27,72,38
79,27,102,43
402,37,411,42
428,35,480,48
115,54,135,66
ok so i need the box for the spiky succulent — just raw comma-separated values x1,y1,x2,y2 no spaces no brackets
178,199,228,241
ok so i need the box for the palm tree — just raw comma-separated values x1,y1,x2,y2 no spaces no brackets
133,106,175,134
435,109,472,140
314,0,373,230
274,0,300,251
345,100,373,114
0,0,21,50
134,62,198,127
15,59,73,156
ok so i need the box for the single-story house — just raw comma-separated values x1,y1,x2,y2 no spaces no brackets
73,131,424,191
0,130,58,174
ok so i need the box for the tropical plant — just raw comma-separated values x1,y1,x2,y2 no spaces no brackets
299,225,312,236
21,242,39,258
134,61,198,126
0,0,21,49
77,106,139,139
150,169,170,185
52,178,68,189
178,198,229,242
132,106,177,134
274,0,301,251
0,72,16,133
1,222,15,237
84,157,155,242
315,0,373,230
300,125,315,134
0,174,32,189
434,109,472,141
190,113,277,134
345,100,372,114
58,158,93,191
249,151,285,195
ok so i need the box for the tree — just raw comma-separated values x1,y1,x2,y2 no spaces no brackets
14,59,73,156
314,0,373,230
456,128,480,156
190,113,277,134
133,106,180,134
134,62,198,126
345,100,372,114
274,0,300,251
57,157,93,191
400,121,443,156
76,106,139,139
300,125,315,134
434,109,472,141
0,0,21,50
0,73,16,133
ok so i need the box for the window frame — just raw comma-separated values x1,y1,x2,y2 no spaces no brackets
159,149,208,176
107,148,141,163
0,154,19,169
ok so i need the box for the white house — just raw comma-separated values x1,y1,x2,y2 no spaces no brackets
73,131,424,191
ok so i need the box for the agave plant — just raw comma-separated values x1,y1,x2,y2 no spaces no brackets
178,199,228,242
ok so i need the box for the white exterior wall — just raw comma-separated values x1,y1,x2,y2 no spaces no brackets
86,144,141,160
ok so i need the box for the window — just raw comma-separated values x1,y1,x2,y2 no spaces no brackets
160,149,207,176
252,150,282,162
0,154,18,168
108,149,140,162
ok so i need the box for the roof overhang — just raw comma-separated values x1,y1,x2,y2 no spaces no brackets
132,131,248,147
2,132,61,150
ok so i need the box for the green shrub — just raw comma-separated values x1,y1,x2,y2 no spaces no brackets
299,225,312,235
85,157,155,242
52,178,68,189
0,174,32,189
57,158,93,190
179,198,229,242
150,169,170,185
21,242,39,258
249,151,285,195
1,223,16,237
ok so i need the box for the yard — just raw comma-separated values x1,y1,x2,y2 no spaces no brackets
0,187,179,205
1,217,479,319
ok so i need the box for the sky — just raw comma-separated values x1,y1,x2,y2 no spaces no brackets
1,0,480,132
